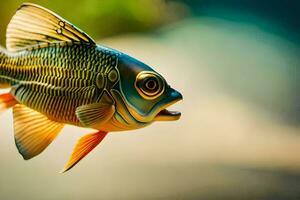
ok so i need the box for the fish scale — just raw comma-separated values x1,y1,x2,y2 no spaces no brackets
0,43,118,124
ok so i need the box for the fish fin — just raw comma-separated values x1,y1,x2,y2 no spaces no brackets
13,104,64,160
0,93,17,113
62,131,108,172
6,3,95,52
75,92,115,127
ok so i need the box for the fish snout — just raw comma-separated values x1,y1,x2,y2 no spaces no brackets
154,88,182,121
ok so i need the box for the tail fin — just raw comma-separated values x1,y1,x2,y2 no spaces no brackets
0,46,11,88
0,93,17,113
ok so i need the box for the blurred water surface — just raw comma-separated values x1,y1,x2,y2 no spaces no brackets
0,1,300,200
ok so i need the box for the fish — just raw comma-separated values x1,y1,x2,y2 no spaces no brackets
0,3,182,172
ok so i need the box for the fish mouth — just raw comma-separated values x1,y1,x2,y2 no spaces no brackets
155,108,181,121
154,90,182,121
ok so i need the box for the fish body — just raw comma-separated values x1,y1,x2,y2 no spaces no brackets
0,3,182,172
1,43,119,127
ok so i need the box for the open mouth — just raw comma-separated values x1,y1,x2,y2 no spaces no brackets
154,91,182,121
156,108,181,121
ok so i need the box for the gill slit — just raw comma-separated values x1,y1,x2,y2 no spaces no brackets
107,55,133,127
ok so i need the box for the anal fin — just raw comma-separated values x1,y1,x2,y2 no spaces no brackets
62,131,108,172
13,104,64,160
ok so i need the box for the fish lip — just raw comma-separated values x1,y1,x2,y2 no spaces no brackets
154,94,182,121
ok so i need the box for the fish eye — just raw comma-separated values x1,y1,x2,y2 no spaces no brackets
135,71,165,100
145,79,156,90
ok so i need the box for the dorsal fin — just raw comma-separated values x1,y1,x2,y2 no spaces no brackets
6,3,95,52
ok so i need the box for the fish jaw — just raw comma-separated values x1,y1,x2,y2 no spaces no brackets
155,109,181,121
154,89,182,121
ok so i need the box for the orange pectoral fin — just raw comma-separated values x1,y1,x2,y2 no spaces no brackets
0,93,17,113
62,131,108,173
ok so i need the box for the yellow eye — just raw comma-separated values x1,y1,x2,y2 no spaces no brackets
135,71,165,100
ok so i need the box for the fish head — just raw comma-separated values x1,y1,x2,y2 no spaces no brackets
109,53,182,130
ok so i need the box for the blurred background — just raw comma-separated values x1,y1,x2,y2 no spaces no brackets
0,0,300,199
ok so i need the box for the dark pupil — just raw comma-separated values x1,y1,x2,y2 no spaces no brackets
146,80,156,90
